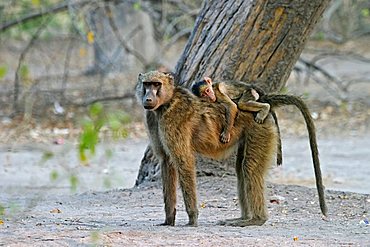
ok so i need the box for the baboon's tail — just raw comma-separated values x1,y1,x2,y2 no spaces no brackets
260,94,328,216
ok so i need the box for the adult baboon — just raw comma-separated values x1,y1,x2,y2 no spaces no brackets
136,71,327,227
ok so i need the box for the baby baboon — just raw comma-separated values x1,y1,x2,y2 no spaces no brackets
191,77,267,143
192,77,283,166
136,71,327,227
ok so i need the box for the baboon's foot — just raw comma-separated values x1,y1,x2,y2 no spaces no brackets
157,221,175,226
220,131,231,143
185,221,198,227
158,217,175,226
185,215,198,227
218,217,267,227
158,208,176,226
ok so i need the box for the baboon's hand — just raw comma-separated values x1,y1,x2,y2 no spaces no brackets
255,115,264,124
220,131,231,143
255,112,268,124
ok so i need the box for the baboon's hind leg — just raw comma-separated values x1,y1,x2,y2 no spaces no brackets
220,120,277,227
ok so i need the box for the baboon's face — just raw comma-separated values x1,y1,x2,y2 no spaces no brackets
136,71,175,111
199,83,216,103
141,80,162,110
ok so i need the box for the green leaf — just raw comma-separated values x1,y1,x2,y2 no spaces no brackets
31,0,40,7
361,8,369,17
133,2,141,10
89,103,103,118
69,175,78,192
103,177,112,188
79,150,88,163
0,66,7,79
109,118,121,131
50,170,58,181
41,151,54,162
118,112,131,124
340,101,348,111
20,65,29,80
302,92,310,99
0,204,5,216
314,31,325,41
279,86,288,94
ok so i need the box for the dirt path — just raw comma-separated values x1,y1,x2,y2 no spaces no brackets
1,136,370,246
1,176,369,246
1,135,369,196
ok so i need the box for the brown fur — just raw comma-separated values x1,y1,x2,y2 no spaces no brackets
205,80,327,216
136,71,326,227
212,82,238,143
193,79,283,166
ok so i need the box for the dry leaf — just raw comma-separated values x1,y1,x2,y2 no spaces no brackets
87,31,94,44
50,208,62,214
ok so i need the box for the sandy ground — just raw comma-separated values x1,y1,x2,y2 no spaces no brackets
1,134,370,246
0,176,369,246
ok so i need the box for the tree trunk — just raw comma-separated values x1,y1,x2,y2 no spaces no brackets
135,0,330,185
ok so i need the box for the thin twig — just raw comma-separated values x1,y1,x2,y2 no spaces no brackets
13,15,52,113
70,93,135,107
104,5,148,67
0,0,123,32
61,38,74,105
1,0,87,32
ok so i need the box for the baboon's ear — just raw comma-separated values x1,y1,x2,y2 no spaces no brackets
138,73,144,80
204,77,213,85
164,72,175,84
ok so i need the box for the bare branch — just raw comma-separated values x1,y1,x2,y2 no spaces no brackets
297,57,349,102
69,93,135,107
0,0,94,32
13,16,52,112
104,5,148,67
164,27,193,50
61,38,74,105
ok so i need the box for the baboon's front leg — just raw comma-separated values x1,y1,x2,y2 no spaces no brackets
160,159,178,226
176,154,198,226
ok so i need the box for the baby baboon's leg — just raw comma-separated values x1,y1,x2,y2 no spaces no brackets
160,159,178,226
238,101,270,124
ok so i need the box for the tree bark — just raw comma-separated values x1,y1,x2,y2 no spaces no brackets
136,0,330,185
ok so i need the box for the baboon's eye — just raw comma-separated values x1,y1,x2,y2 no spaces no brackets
153,82,161,87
